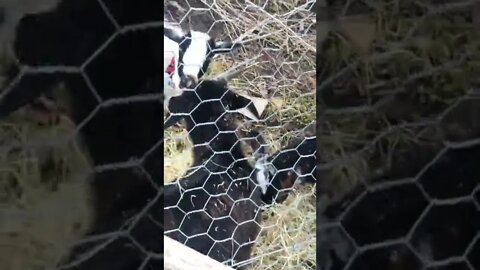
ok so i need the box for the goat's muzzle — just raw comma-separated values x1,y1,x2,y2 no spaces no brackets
180,74,198,89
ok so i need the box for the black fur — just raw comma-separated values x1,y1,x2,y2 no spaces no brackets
261,136,317,204
163,79,317,268
166,80,259,163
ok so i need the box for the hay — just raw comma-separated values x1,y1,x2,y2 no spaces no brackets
164,0,316,269
250,185,316,270
317,0,480,199
0,107,93,270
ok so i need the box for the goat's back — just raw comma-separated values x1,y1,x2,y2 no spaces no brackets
164,157,263,268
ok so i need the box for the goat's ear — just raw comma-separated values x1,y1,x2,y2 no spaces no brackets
225,91,250,110
166,94,189,114
223,91,261,121
164,27,184,43
164,91,200,128
164,113,183,129
164,96,186,129
211,41,242,54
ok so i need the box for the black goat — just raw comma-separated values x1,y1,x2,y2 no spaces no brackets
165,79,263,165
164,79,266,268
166,79,316,203
164,138,317,268
163,79,317,268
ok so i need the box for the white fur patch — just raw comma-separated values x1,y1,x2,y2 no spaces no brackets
164,23,185,38
254,156,270,194
182,31,211,79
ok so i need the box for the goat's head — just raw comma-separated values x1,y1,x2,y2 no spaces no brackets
164,26,242,88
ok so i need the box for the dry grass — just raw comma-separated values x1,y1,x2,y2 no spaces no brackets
0,107,93,270
317,0,480,199
249,185,316,269
164,128,193,182
164,0,316,269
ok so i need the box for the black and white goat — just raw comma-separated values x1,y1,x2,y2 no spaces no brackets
163,78,317,268
164,24,242,88
163,23,243,112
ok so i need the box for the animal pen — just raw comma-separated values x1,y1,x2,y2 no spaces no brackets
0,0,316,270
163,0,316,269
1,0,480,270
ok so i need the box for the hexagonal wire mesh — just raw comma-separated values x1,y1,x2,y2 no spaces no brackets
317,0,480,270
0,0,166,269
164,0,316,269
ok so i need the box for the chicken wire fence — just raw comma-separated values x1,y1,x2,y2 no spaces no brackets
0,1,168,270
0,0,316,269
164,0,316,269
317,0,480,269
